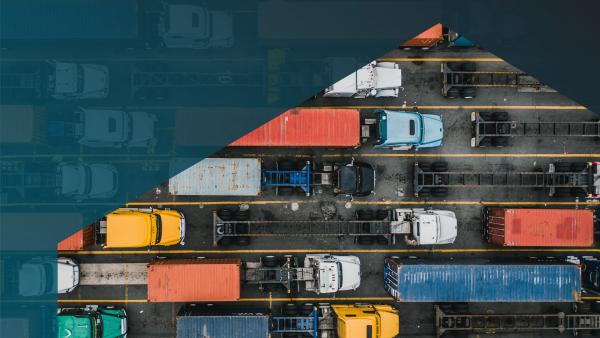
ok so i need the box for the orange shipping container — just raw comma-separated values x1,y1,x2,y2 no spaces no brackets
147,259,241,302
57,225,95,250
485,208,594,247
230,108,361,147
401,23,443,48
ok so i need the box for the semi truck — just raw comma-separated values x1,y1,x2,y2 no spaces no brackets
57,305,128,338
383,257,582,302
147,256,360,300
441,62,555,99
322,60,402,98
435,304,600,337
1,0,233,50
213,207,457,247
400,23,444,49
1,161,118,202
176,303,400,338
1,61,109,101
226,108,444,150
168,157,376,197
413,161,600,198
483,207,596,247
470,111,600,147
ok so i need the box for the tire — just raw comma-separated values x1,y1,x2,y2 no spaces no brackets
478,137,493,147
460,87,476,99
217,209,234,221
235,236,251,246
262,255,278,268
418,187,431,197
263,283,280,293
235,210,250,221
493,111,509,121
554,162,572,172
478,112,494,121
277,186,294,196
418,162,432,172
432,161,448,172
446,87,460,99
432,187,448,197
357,236,375,245
357,210,374,221
376,236,390,245
283,303,298,316
460,62,476,72
491,137,509,147
217,237,233,246
553,187,571,198
578,301,593,314
572,188,588,198
300,303,314,316
376,209,389,220
572,162,588,172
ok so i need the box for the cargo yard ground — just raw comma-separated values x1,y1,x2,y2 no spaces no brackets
51,45,600,338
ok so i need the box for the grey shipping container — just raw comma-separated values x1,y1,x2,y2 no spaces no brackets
177,314,269,338
384,258,582,302
1,0,139,40
169,158,262,196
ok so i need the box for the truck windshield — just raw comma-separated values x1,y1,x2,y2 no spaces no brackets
409,119,416,135
154,215,162,244
337,262,343,289
82,165,92,195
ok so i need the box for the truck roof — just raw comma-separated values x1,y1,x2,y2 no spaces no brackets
0,106,47,144
177,315,269,338
105,212,153,248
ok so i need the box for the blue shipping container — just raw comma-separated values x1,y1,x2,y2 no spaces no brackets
384,258,581,302
177,315,269,338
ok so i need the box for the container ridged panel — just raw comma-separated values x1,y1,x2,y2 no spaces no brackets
177,315,269,338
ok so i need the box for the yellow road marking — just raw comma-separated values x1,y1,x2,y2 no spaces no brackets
126,200,600,207
58,297,394,303
322,153,600,158
377,57,503,62
61,248,600,255
582,296,600,300
306,105,587,110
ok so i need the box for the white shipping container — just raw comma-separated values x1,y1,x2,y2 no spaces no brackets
168,158,262,196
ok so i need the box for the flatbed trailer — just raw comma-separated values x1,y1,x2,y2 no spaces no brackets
441,62,555,98
471,111,600,147
435,305,600,337
413,161,600,198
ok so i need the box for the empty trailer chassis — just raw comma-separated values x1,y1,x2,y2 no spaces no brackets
435,305,600,337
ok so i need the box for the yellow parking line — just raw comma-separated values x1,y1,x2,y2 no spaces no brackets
58,297,393,303
322,153,600,158
306,105,587,110
582,296,600,300
126,200,600,207
377,57,503,62
59,299,148,303
61,248,600,255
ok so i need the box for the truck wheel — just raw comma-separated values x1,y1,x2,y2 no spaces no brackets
235,210,250,221
478,137,493,147
356,210,374,220
235,236,251,246
460,87,476,99
432,187,448,197
447,62,463,71
491,137,509,147
461,62,476,72
376,236,390,245
432,162,448,172
217,209,234,221
446,87,460,99
553,188,571,198
283,303,298,316
218,237,232,247
418,187,431,197
277,186,294,196
571,188,588,198
554,162,572,172
571,162,588,172
357,236,375,245
262,256,278,268
418,162,432,172
300,303,315,315
478,112,494,121
376,209,389,220
492,111,509,121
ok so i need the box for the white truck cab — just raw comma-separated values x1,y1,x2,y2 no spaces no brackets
304,254,361,294
391,208,458,245
323,61,402,98
48,61,109,100
159,2,233,49
17,257,79,296
58,162,118,200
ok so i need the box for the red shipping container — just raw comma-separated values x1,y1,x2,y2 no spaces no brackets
57,225,95,250
401,23,443,48
486,208,594,247
147,259,241,302
230,108,361,147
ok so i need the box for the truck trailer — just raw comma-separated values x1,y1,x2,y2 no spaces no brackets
1,61,109,101
483,207,596,247
413,161,600,198
383,258,582,302
147,255,361,301
168,157,376,197
470,111,600,147
213,207,457,247
176,303,400,338
441,62,555,99
1,0,233,50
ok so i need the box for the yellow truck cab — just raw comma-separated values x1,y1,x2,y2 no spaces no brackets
332,304,400,338
102,208,185,248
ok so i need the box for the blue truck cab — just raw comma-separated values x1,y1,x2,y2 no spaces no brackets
375,109,443,150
